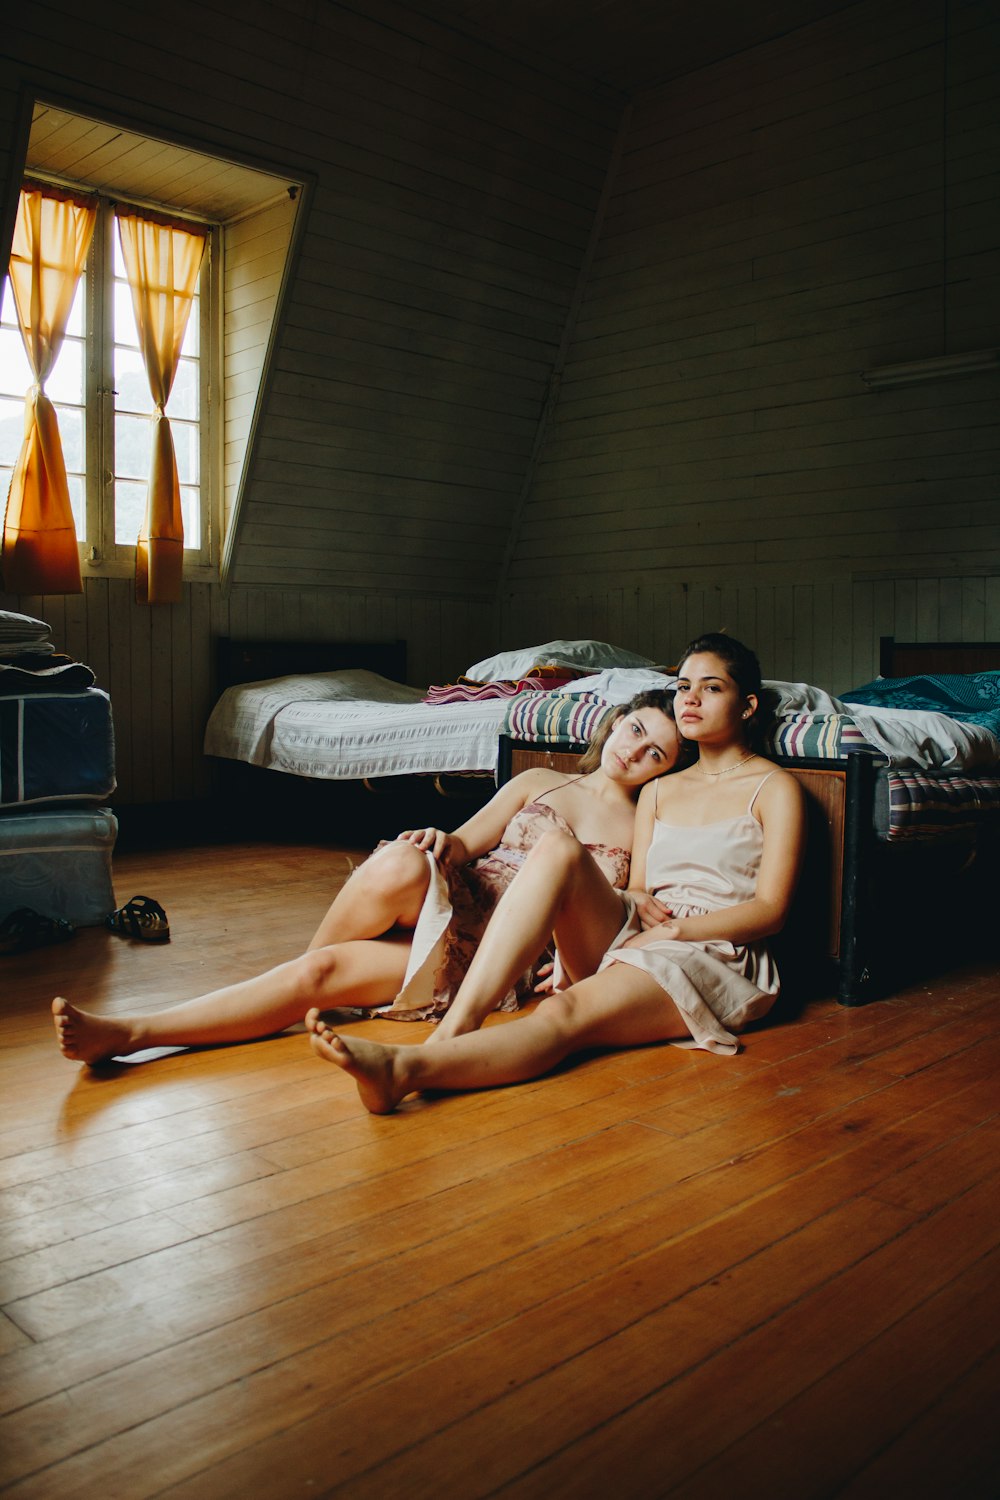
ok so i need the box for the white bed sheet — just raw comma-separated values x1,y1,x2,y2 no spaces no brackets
205,670,510,779
268,698,513,778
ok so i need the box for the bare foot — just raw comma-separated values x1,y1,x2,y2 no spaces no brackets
51,998,135,1065
309,1021,407,1115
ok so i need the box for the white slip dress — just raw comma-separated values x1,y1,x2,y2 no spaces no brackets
601,772,781,1055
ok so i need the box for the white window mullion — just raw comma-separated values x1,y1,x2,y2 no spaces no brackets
83,202,109,567
201,227,220,560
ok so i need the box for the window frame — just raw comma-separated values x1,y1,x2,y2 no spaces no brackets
1,186,222,581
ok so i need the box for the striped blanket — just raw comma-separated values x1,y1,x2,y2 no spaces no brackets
424,667,582,704
502,692,872,761
886,770,1000,840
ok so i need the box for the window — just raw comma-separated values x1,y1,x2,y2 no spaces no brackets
4,100,307,593
1,191,218,575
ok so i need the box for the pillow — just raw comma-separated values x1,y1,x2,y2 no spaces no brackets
557,668,677,702
764,680,846,716
466,639,658,682
0,610,50,641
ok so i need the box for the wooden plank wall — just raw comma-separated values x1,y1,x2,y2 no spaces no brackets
0,578,494,805
223,195,298,539
500,574,1000,689
2,1,997,805
4,568,993,807
219,3,620,596
0,0,620,803
502,0,1000,691
0,0,623,587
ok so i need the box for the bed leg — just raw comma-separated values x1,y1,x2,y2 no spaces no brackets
837,752,878,1006
496,734,513,787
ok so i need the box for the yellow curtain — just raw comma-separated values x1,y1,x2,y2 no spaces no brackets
2,186,96,594
116,209,207,604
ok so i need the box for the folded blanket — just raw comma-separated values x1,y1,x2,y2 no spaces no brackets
0,656,96,693
423,667,584,704
0,610,55,659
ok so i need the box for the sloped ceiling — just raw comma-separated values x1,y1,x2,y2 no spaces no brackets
404,0,862,95
25,104,293,223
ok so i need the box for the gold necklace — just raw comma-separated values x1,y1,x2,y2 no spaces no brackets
696,750,756,778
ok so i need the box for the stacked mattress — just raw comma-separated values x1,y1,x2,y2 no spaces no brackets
0,688,116,808
0,611,117,925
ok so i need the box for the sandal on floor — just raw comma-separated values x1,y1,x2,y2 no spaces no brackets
106,895,170,943
0,907,76,956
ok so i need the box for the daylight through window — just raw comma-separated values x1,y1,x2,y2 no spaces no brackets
1,190,215,572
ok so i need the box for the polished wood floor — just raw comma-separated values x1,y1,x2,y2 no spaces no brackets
1,837,998,1499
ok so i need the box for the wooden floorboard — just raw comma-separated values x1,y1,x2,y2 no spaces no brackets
1,837,997,1498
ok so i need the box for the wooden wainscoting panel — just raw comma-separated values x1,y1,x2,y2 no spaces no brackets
511,747,588,775
785,764,847,957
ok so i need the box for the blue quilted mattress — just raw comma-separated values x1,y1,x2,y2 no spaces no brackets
0,688,116,807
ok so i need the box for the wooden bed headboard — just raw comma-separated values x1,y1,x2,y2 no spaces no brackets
215,638,408,690
879,636,1000,677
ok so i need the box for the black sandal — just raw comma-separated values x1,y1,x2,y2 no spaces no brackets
0,907,76,956
106,895,170,943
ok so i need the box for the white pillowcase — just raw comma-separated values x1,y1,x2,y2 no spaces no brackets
764,680,846,715
466,639,658,682
558,668,677,702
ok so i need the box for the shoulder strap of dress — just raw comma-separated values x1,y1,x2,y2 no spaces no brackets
533,774,585,808
747,769,778,816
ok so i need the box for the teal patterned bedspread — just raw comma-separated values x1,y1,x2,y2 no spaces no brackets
841,672,1000,740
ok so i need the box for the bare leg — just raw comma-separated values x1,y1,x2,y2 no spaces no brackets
307,842,431,949
52,936,411,1066
432,830,627,1043
308,963,687,1113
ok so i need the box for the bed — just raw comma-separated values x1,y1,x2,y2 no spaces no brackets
208,641,505,785
204,633,999,1002
204,636,660,832
497,637,1000,1007
205,636,659,790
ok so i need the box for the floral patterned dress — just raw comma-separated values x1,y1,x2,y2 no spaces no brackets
376,800,631,1022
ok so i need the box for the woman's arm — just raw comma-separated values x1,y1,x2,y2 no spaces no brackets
396,768,555,868
625,781,675,928
626,770,806,948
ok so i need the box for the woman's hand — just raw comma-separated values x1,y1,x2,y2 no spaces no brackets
624,917,686,948
396,827,465,867
629,890,674,930
533,960,556,995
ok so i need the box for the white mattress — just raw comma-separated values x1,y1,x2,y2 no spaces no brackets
204,669,510,779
